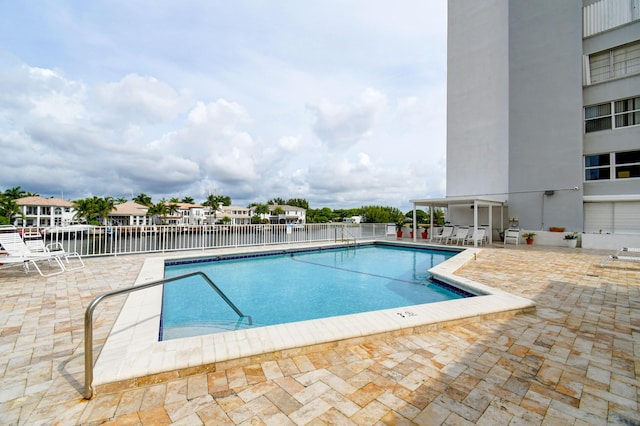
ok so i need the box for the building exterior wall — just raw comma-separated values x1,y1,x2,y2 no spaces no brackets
446,0,509,198
507,0,584,232
447,0,639,235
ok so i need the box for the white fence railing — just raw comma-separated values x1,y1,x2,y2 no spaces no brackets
17,223,390,258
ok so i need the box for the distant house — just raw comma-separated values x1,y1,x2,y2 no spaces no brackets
344,216,362,224
15,196,75,228
216,205,255,225
165,202,206,225
108,202,149,226
260,205,306,225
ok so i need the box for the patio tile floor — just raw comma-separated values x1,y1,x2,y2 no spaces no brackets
1,244,639,425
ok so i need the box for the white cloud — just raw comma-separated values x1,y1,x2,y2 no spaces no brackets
0,1,447,211
307,88,387,148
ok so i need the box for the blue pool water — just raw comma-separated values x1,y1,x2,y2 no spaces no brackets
161,244,467,340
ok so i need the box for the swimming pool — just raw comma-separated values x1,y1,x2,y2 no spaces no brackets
91,242,536,394
161,245,467,340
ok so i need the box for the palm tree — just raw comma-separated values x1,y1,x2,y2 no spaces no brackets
181,196,195,204
147,202,167,225
73,198,95,224
133,193,152,207
203,194,217,208
95,197,116,226
3,186,27,200
166,203,180,216
0,195,24,225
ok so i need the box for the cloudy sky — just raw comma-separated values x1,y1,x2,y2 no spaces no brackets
0,1,447,211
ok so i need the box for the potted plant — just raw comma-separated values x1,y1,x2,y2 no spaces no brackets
563,232,578,248
522,232,536,245
421,226,429,239
396,217,405,238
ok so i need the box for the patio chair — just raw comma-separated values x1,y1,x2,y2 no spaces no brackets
0,227,65,276
0,226,83,276
447,227,469,245
432,226,454,243
504,229,520,246
21,231,85,271
601,247,640,267
464,228,486,245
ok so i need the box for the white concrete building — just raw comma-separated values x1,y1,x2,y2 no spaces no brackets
15,196,76,228
217,205,255,225
108,202,149,226
444,0,639,236
261,205,306,225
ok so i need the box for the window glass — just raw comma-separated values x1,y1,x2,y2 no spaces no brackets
614,97,639,112
615,165,640,179
585,103,611,119
585,168,610,181
585,117,612,133
616,151,640,164
585,154,610,167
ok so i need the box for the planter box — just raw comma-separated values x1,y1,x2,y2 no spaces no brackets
582,233,640,250
565,239,578,248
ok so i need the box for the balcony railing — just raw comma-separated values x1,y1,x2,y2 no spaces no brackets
15,223,390,258
584,0,640,37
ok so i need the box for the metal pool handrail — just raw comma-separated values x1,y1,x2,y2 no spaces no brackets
83,271,252,399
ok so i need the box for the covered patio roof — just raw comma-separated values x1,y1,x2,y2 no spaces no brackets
408,196,508,246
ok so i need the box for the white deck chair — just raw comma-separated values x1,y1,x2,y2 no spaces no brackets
601,247,640,267
386,224,397,239
0,227,66,276
448,227,469,245
432,226,454,243
504,229,520,246
464,228,486,245
22,231,85,271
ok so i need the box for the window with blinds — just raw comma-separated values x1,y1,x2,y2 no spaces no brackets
584,202,640,234
585,96,640,133
586,41,640,85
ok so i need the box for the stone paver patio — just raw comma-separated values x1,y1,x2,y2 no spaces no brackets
1,243,639,425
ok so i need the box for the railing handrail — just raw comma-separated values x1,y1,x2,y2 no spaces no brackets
15,223,387,258
83,271,251,399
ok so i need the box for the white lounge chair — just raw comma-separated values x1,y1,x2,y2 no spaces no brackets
22,231,85,271
504,229,520,246
601,247,640,267
448,227,469,245
464,228,486,246
0,226,84,276
432,226,454,243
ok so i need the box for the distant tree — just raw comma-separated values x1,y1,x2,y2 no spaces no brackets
204,194,231,208
405,209,428,222
268,197,286,206
73,196,116,225
166,203,180,215
306,207,333,223
115,197,127,204
220,216,232,224
96,197,116,225
133,193,152,207
3,186,27,200
286,198,309,209
169,197,180,203
273,206,285,215
181,196,195,204
0,195,24,225
360,205,403,223
147,202,167,224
